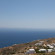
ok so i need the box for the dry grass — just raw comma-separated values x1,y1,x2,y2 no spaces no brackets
30,52,55,55
12,52,55,55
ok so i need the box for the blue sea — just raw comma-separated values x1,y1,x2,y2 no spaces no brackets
0,29,55,48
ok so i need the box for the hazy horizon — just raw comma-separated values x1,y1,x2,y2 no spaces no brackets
0,0,55,29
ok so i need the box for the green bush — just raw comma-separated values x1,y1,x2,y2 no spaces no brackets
35,49,40,53
35,49,46,53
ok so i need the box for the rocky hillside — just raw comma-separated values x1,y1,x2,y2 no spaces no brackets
0,38,55,55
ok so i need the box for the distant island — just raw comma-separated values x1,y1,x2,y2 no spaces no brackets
0,38,55,55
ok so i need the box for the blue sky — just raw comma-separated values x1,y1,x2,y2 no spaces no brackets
0,0,55,29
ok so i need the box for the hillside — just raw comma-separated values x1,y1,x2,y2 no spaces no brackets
0,38,55,55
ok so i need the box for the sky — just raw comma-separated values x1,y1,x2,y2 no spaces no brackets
0,0,55,29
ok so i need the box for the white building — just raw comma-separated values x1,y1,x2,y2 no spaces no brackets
39,49,46,52
35,41,44,46
39,41,44,43
51,43,55,47
35,43,42,46
49,46,54,48
53,48,55,51
25,49,36,54
47,49,53,53
47,44,54,49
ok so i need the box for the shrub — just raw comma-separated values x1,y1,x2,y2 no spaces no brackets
35,49,46,53
35,49,40,53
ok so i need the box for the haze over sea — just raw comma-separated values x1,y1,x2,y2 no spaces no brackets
0,29,55,48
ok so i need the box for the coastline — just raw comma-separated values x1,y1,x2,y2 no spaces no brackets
0,38,55,55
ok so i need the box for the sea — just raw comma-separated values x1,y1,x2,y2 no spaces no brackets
0,29,55,48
